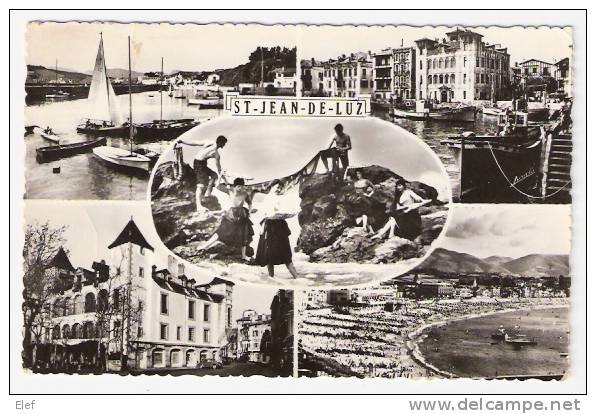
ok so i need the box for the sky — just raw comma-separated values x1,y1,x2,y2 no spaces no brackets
439,204,572,259
166,115,450,200
298,25,573,66
26,22,298,73
25,23,571,74
23,201,277,321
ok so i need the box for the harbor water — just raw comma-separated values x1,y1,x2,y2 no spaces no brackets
417,306,569,378
372,108,499,202
24,91,223,200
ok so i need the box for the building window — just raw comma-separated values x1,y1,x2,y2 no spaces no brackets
464,57,467,67
137,326,143,338
188,327,195,342
463,91,467,100
176,326,182,340
160,293,168,315
203,304,210,322
160,323,168,340
203,329,210,343
227,307,232,327
138,267,144,277
188,300,195,320
84,292,96,313
140,246,145,255
113,321,121,339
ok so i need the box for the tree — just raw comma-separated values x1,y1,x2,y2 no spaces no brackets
22,221,67,367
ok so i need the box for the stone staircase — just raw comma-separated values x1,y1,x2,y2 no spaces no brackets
544,132,572,202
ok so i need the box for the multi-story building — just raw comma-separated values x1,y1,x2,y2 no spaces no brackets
322,52,373,97
555,57,571,96
270,290,294,376
300,59,325,96
271,66,297,91
372,48,394,100
518,58,555,78
35,218,234,371
415,28,511,103
392,46,417,101
326,289,351,305
236,310,271,363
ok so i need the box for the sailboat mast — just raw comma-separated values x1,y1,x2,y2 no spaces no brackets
128,36,133,155
160,57,163,123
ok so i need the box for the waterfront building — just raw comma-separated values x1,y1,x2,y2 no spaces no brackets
271,66,297,91
393,46,417,100
270,290,294,375
322,52,373,97
300,59,325,96
555,57,571,96
518,58,555,78
236,310,271,363
372,48,394,100
326,289,351,305
35,218,234,371
415,28,511,102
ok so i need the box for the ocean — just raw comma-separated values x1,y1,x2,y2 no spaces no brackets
417,306,569,378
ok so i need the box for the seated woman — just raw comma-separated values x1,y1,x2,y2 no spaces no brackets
349,170,376,233
254,182,299,279
372,178,431,241
197,177,254,261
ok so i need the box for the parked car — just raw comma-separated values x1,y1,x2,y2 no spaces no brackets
198,359,223,370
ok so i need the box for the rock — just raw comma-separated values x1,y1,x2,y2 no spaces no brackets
173,241,254,265
372,237,419,264
419,207,449,246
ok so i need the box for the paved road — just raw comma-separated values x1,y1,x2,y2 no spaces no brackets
138,361,284,377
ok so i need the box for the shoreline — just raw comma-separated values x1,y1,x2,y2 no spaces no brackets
405,301,569,379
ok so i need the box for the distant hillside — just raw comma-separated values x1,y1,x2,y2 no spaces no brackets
26,65,90,83
419,248,568,277
501,254,569,277
27,65,144,83
217,46,296,87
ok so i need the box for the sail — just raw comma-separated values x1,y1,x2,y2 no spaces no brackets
86,37,124,125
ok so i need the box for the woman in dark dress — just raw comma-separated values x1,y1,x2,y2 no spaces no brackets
255,183,299,278
372,178,431,241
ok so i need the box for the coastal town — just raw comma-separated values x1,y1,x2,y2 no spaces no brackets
298,204,571,379
301,27,573,204
22,203,294,376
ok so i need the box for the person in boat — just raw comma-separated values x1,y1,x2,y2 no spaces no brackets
178,135,228,211
254,181,299,279
372,178,431,241
321,123,352,178
197,177,254,261
348,170,376,233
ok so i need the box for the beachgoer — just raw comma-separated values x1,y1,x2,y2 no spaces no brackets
179,135,228,211
372,178,431,241
350,170,376,233
254,182,299,278
197,177,254,261
321,123,352,177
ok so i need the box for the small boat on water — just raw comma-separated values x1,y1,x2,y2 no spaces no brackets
45,60,70,100
188,95,223,108
93,36,155,174
491,328,507,340
36,137,107,163
40,128,61,144
394,100,477,122
136,58,200,140
76,34,128,136
440,111,545,203
135,119,200,140
482,106,501,116
505,333,537,346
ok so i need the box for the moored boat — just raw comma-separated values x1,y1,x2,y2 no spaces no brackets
482,106,501,116
393,100,476,122
135,119,200,140
40,128,62,144
36,137,107,163
76,34,127,136
441,111,546,203
187,95,223,108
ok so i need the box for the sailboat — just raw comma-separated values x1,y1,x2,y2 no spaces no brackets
76,34,128,136
93,36,153,173
135,57,199,140
45,60,70,100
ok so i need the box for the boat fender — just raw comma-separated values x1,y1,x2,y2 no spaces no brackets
462,131,476,138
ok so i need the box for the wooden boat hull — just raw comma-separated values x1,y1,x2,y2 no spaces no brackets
393,108,428,120
442,131,544,203
40,132,61,144
135,119,200,140
76,125,129,136
428,106,477,122
36,137,107,163
92,146,152,173
482,107,501,116
187,98,223,108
